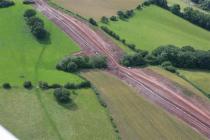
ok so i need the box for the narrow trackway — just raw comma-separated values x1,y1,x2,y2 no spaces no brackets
35,1,210,138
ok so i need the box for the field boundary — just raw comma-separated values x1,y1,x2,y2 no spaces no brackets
177,73,210,99
79,73,121,140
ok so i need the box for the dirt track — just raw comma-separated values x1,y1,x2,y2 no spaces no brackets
36,1,210,138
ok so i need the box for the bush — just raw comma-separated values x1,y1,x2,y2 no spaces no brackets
39,81,49,90
161,61,172,67
121,53,146,67
164,65,177,73
2,83,11,89
49,83,62,89
101,16,109,24
89,18,98,26
23,0,35,4
24,9,36,18
24,10,49,40
57,55,107,73
0,0,14,8
110,16,118,21
23,81,33,89
54,88,71,104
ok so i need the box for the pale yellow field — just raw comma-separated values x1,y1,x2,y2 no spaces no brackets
51,0,141,19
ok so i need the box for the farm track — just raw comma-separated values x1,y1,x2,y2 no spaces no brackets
36,1,210,138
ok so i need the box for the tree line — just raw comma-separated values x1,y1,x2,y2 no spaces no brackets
24,9,49,40
0,0,14,8
191,0,210,11
144,0,210,31
56,55,107,73
121,45,210,72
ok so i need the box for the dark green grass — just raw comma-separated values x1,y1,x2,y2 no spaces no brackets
102,5,210,51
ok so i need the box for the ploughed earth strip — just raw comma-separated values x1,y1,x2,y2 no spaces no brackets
35,0,210,138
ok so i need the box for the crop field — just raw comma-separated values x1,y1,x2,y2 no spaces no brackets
179,70,210,96
82,70,206,140
0,89,116,140
102,5,210,51
50,0,141,20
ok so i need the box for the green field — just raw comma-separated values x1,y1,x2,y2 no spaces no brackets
50,0,141,20
179,70,210,96
82,70,206,140
149,67,210,100
102,5,210,51
0,0,83,87
0,89,116,140
0,1,117,139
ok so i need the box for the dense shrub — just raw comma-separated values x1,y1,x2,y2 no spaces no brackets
24,10,49,40
121,53,146,67
23,81,33,89
39,81,49,90
56,55,107,73
0,0,14,8
117,10,134,20
24,9,36,18
110,16,118,21
153,45,210,70
2,83,11,89
64,81,91,89
89,18,98,26
164,65,177,73
23,0,35,4
54,88,71,104
101,16,109,24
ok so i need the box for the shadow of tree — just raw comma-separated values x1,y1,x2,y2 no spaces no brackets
58,101,78,111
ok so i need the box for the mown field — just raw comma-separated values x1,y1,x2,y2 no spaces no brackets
0,0,116,139
82,70,206,140
102,5,210,51
0,89,116,140
50,0,141,20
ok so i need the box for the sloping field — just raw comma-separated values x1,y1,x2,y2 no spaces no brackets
149,67,210,100
50,0,141,20
179,70,210,96
82,70,206,140
0,89,116,140
103,5,210,51
0,0,82,86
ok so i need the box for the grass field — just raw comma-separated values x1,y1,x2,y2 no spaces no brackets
0,0,83,87
179,70,210,96
102,5,210,51
149,67,210,99
0,89,116,140
0,1,117,139
50,0,141,20
82,70,206,140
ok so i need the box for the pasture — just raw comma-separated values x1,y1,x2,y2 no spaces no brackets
102,5,210,51
0,89,116,140
82,70,206,140
0,0,82,86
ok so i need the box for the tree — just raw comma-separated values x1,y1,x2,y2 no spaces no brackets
54,88,71,104
32,27,48,40
170,4,181,15
89,18,98,26
110,16,118,21
67,62,78,72
24,9,36,18
2,83,11,89
101,16,109,24
24,81,33,89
